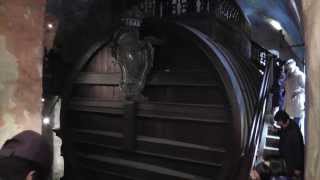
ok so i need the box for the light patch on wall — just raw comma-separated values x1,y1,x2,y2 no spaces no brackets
0,36,18,84
0,36,18,102
0,35,19,141
24,8,32,20
0,113,21,148
0,3,4,15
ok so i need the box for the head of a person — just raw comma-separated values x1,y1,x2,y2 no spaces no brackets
0,130,52,180
250,161,271,180
284,59,297,75
274,110,291,128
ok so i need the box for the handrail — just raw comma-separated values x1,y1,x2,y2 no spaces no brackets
244,52,275,171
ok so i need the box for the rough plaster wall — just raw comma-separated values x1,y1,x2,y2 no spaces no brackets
302,0,320,179
0,0,46,146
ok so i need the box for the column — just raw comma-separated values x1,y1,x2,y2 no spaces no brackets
303,0,320,179
0,0,46,146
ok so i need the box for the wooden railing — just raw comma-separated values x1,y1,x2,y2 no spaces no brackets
138,0,248,31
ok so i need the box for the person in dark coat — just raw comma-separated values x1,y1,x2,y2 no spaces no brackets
272,61,286,112
274,110,304,179
0,130,53,180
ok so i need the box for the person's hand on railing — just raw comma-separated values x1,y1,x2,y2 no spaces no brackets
250,169,261,180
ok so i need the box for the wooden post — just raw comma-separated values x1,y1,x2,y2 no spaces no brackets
123,100,137,151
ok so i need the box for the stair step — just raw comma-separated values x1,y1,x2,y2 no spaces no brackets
263,146,280,158
266,135,280,140
265,137,279,148
267,126,280,136
264,146,279,151
264,114,274,124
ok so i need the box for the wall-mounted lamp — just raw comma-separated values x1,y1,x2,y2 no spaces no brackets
269,19,282,31
47,23,54,30
43,117,50,125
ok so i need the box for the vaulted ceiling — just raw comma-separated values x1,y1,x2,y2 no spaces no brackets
236,0,304,63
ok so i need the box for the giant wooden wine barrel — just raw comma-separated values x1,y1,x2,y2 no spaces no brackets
60,21,259,180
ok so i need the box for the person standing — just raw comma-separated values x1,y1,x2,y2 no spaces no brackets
284,59,305,128
272,61,286,114
274,110,304,180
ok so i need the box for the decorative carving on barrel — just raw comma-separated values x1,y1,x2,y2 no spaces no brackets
112,7,154,100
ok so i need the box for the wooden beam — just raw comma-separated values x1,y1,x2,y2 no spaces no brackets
74,71,221,87
148,71,220,87
70,129,226,166
75,72,120,85
68,99,230,123
77,153,211,180
74,140,221,179
137,102,229,123
123,101,137,151
68,99,123,115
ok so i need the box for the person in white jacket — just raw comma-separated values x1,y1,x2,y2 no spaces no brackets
284,59,305,128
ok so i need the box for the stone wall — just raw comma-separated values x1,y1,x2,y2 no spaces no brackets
302,1,320,179
0,0,46,146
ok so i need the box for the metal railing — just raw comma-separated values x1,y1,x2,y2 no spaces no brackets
244,50,275,172
251,41,270,73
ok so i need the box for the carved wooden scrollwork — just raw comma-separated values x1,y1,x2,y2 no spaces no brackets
112,7,154,100
139,0,246,28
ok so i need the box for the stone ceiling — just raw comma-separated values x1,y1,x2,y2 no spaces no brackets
236,0,304,63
